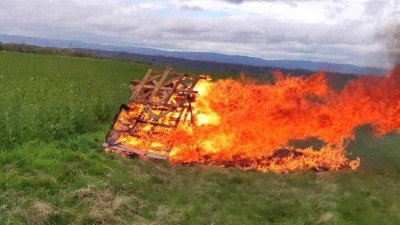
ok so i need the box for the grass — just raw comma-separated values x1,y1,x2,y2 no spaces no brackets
1,51,400,224
0,51,233,149
0,51,150,148
1,131,399,224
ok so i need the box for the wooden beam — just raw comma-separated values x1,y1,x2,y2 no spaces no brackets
130,69,153,101
148,68,171,101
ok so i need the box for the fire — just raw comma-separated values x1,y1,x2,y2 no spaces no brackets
106,65,400,173
166,65,400,173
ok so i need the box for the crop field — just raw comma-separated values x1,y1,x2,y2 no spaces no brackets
1,51,400,225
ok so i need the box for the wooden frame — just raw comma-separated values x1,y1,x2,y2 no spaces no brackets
103,68,206,159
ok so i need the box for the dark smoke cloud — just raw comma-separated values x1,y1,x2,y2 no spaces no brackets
391,25,400,63
384,24,400,64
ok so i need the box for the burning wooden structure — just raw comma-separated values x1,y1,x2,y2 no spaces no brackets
103,68,207,159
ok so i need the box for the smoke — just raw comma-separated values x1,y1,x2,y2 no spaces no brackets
387,24,400,64
392,25,400,63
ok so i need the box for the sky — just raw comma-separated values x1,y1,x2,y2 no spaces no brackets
0,0,399,67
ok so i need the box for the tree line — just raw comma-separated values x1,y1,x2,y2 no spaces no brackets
0,41,99,58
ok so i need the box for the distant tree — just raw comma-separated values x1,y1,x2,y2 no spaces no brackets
0,42,102,59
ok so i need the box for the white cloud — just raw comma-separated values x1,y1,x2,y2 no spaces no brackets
0,0,399,67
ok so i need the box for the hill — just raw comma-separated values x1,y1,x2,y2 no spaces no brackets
0,33,386,75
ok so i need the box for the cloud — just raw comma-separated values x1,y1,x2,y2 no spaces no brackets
180,4,204,11
220,0,246,3
220,0,313,3
0,0,398,67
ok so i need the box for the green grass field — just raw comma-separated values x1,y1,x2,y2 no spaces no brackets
1,51,400,225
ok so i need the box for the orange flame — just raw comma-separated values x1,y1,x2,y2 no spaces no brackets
166,65,400,173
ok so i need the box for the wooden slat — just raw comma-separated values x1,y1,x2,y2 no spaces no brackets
151,108,174,121
130,69,153,101
134,119,176,128
105,144,146,156
148,68,171,101
149,146,170,152
145,151,169,160
161,75,182,87
157,74,185,105
130,101,187,108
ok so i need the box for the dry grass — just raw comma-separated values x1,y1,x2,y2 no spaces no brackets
318,212,334,224
73,185,148,224
25,201,54,225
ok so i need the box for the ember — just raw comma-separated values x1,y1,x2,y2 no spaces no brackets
105,66,400,173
